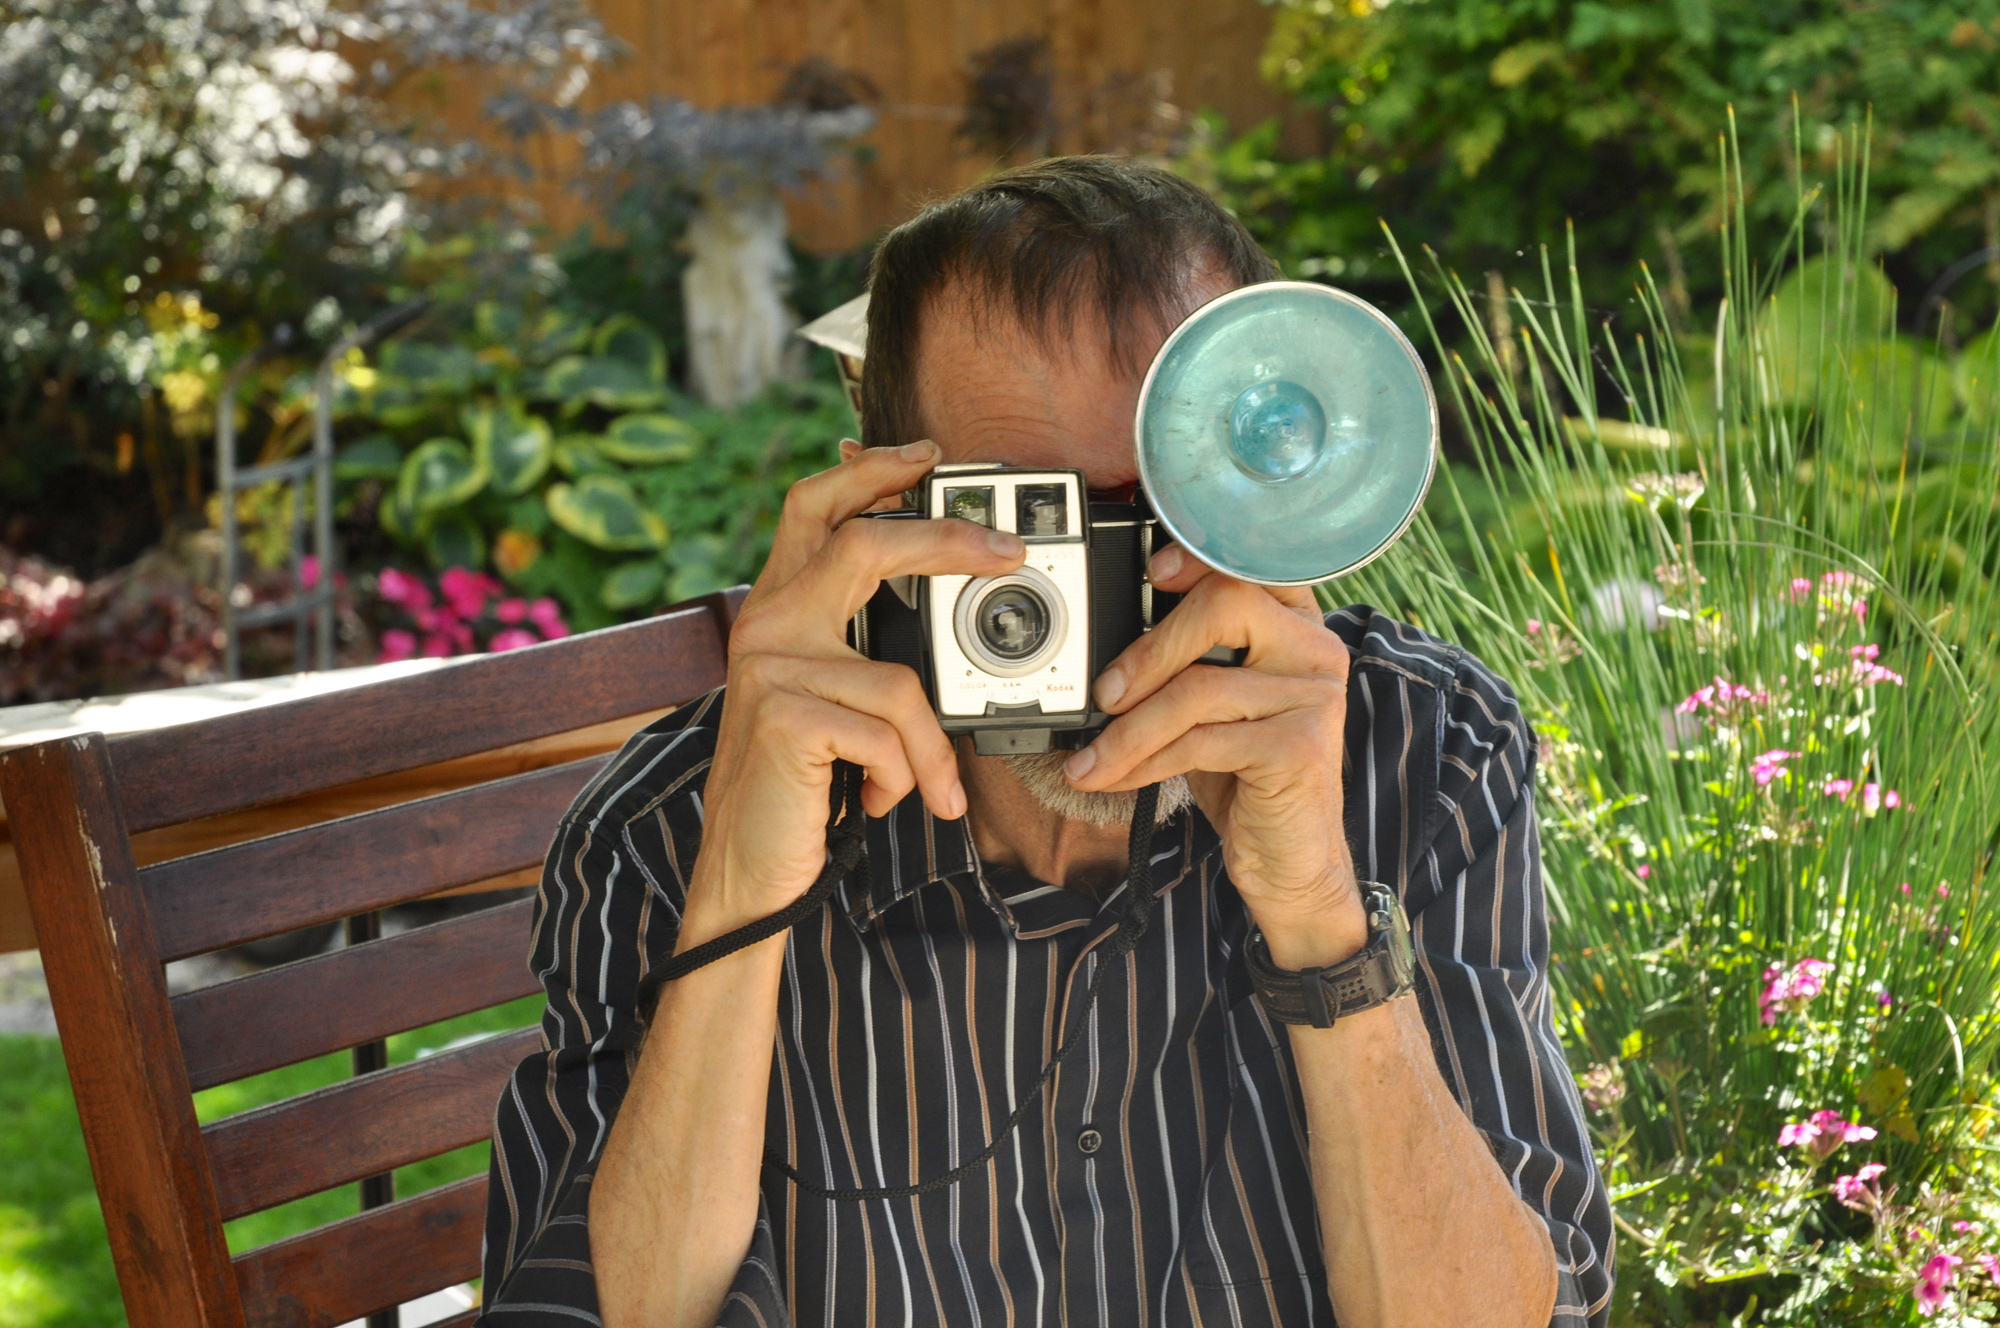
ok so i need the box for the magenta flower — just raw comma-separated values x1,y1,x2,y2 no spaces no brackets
495,597,530,624
1636,864,1651,880
1977,1253,2000,1287
377,629,417,663
419,632,456,659
1916,1253,1961,1316
1779,1110,1874,1158
1861,783,1903,815
439,567,502,621
1832,1162,1887,1209
1954,1221,1975,1234
1938,882,1951,899
1787,577,1813,601
376,567,429,610
488,628,540,653
1676,675,1768,717
1878,991,1894,1011
1901,882,1913,896
527,597,570,640
1823,777,1854,799
1761,958,1833,1023
1752,749,1797,786
1848,645,1906,687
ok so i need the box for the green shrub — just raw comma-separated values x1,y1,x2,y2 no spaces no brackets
1346,137,2000,1323
334,304,853,638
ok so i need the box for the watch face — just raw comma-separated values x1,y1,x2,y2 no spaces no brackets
1387,897,1416,991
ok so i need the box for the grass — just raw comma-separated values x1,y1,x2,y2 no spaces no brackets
0,996,541,1328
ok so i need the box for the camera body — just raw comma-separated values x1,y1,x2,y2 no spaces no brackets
851,463,1172,756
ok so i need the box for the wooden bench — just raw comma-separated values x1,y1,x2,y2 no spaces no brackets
0,591,741,1328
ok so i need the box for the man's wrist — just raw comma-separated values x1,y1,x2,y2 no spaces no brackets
1249,868,1371,970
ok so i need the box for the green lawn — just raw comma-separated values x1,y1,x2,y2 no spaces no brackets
0,996,542,1328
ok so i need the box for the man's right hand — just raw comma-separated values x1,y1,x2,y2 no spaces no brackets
681,439,1026,948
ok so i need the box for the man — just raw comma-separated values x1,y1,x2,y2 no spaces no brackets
481,157,1613,1327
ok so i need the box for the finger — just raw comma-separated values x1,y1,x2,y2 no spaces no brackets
1065,666,1329,791
1148,542,1318,615
739,513,1026,646
754,440,941,597
1096,572,1345,715
754,688,922,819
1081,714,1323,795
739,653,965,819
838,438,863,461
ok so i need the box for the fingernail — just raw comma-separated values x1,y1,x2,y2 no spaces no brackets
1149,545,1183,582
901,439,939,461
948,782,968,819
1065,746,1096,781
988,529,1024,556
1094,666,1126,710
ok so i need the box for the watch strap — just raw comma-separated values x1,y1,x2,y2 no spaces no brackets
1246,882,1415,1027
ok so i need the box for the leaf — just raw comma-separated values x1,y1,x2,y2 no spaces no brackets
552,434,621,478
464,401,553,495
425,512,486,571
398,438,487,512
539,356,670,412
599,413,701,465
378,487,422,542
1448,108,1506,179
545,475,669,551
592,314,668,383
1758,256,1897,403
380,341,481,394
334,434,404,481
600,558,667,610
1489,41,1564,88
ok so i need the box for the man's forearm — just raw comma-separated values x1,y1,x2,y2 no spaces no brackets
1288,993,1559,1328
590,898,788,1328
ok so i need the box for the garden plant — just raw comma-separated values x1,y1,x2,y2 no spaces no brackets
1350,130,2000,1323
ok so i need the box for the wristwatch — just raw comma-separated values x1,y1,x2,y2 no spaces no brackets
1245,882,1416,1027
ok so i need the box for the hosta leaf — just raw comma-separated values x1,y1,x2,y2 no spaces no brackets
1758,256,1896,403
378,487,423,542
599,413,701,465
592,314,668,383
381,341,482,394
540,356,669,412
425,512,486,571
465,402,553,495
398,438,487,512
545,475,669,551
335,434,403,481
552,434,621,478
601,558,667,610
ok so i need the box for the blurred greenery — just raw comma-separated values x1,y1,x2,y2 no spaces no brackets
1185,0,2000,343
0,996,540,1328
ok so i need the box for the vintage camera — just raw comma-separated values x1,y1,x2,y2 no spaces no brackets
839,281,1442,755
850,464,1171,755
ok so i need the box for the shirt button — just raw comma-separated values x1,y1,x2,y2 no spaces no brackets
1076,1127,1103,1156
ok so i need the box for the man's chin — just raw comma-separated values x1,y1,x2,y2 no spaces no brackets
1002,751,1193,830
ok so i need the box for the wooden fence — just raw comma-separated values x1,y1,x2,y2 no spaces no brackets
407,0,1291,253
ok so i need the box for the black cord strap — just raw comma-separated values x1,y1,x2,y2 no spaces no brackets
640,763,1163,1204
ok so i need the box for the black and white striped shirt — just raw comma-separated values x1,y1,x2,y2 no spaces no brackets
480,605,1614,1326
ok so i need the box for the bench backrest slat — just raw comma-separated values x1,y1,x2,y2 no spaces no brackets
173,898,541,1092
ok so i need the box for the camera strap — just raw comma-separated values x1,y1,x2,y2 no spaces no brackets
638,761,1163,1203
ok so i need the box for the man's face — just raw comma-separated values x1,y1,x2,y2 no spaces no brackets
911,269,1239,487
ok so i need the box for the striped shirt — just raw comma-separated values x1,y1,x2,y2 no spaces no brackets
480,604,1614,1326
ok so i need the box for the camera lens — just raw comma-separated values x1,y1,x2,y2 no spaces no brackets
975,586,1050,660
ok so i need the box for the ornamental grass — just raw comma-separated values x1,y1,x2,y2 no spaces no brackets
1349,126,2000,1324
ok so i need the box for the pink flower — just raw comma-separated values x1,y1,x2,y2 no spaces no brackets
377,629,417,663
439,567,501,621
300,554,321,590
1954,1221,1975,1234
1878,991,1894,1010
1525,618,1543,636
1823,777,1854,799
527,597,570,639
495,597,530,624
1752,749,1797,786
1862,783,1902,814
1833,1162,1887,1209
1916,1253,1961,1315
1787,577,1813,601
376,567,430,610
1938,882,1951,899
1676,675,1768,718
1636,864,1651,879
488,628,540,652
419,632,456,659
1885,789,1902,808
1761,958,1834,1023
1901,882,1913,896
1780,1110,1874,1158
1977,1253,2000,1287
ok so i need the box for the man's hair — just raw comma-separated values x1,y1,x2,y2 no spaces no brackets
860,155,1279,448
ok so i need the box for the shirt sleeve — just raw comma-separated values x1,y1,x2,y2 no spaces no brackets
479,701,792,1326
1405,661,1616,1328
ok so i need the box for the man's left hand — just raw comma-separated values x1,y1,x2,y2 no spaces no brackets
1063,543,1367,968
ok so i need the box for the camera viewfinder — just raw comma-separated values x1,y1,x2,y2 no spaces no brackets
944,486,995,528
1016,484,1068,538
